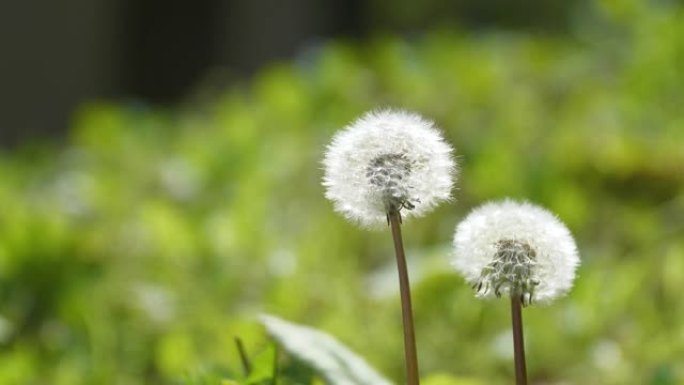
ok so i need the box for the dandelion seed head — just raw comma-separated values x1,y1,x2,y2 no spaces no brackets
323,109,456,228
452,200,579,304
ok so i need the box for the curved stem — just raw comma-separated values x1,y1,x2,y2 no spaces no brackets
388,210,420,385
510,296,528,385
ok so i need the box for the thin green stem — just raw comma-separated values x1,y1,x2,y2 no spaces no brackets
234,337,251,376
388,209,420,385
510,296,528,385
271,345,279,385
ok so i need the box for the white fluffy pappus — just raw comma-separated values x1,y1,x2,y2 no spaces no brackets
322,109,456,228
452,200,579,304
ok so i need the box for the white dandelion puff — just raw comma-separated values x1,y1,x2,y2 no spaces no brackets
322,109,456,228
452,199,579,305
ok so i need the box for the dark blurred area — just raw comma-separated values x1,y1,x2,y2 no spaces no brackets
0,0,578,146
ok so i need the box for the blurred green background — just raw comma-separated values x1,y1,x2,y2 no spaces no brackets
1,0,683,384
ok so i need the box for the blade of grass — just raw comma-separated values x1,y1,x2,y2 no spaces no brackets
234,337,251,376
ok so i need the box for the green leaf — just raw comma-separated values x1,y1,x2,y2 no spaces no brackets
260,315,393,385
245,343,277,385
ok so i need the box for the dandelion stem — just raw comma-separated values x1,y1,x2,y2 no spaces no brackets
234,337,251,375
388,209,420,385
510,296,528,385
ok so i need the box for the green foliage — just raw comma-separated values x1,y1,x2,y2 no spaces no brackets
260,314,392,385
1,1,683,384
243,343,276,385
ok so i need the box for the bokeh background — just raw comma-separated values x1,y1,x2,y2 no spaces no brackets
1,0,683,384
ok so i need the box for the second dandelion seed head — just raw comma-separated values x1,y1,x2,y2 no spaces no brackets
453,200,580,305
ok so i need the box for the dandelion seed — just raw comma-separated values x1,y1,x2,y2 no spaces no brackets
323,109,456,227
452,199,579,304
